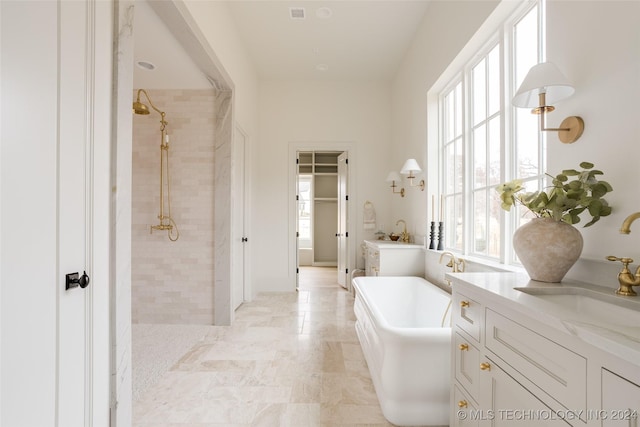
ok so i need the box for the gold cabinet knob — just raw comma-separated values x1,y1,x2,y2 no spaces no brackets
458,400,468,408
460,300,470,308
459,343,469,351
480,362,491,371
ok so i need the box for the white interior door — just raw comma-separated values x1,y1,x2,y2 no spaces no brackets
58,2,91,424
295,152,301,289
232,126,247,310
1,1,112,425
337,152,349,288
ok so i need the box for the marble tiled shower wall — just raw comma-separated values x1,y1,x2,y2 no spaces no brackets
132,89,217,324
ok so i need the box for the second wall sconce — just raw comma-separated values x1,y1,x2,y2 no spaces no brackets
401,158,425,191
386,171,405,197
512,62,584,144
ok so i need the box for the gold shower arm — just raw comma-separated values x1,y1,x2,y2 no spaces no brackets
134,89,168,130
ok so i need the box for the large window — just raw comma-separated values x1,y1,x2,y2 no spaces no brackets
440,0,544,263
297,175,313,249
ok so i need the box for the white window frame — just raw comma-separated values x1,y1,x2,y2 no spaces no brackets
428,0,545,267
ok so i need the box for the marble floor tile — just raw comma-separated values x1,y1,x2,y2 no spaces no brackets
133,267,400,427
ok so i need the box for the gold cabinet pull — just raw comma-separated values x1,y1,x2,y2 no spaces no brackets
460,300,470,308
459,343,469,351
458,400,468,408
480,362,491,371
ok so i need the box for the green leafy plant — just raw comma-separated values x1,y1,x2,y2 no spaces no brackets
496,161,613,227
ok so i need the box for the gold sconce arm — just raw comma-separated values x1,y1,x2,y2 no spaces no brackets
386,171,405,197
390,181,405,197
533,93,584,144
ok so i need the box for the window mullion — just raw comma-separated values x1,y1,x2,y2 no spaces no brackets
462,69,472,255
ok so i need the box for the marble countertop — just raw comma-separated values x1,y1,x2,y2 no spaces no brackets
445,272,640,366
364,239,425,249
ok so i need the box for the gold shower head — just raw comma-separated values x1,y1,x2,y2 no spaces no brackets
132,100,150,115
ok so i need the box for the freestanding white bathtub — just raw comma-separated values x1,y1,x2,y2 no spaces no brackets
352,276,451,426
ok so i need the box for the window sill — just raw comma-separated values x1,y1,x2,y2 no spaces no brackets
426,249,526,274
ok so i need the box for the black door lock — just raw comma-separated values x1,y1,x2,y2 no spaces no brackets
65,271,90,290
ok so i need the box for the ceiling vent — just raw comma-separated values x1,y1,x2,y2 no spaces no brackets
289,7,305,20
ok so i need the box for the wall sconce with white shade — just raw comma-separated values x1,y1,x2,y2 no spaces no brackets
386,171,405,197
400,158,425,191
512,62,584,144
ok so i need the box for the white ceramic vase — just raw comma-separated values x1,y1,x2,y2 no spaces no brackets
512,217,583,283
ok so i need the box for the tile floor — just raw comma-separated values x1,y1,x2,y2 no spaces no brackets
133,267,401,426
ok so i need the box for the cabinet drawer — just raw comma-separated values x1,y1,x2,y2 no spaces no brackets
485,309,586,414
454,332,481,402
483,356,573,427
453,384,479,427
453,292,482,342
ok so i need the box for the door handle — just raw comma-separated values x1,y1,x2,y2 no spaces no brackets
65,271,90,290
241,237,248,242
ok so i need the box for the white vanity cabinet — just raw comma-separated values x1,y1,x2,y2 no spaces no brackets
363,240,424,276
449,272,640,427
451,287,572,427
602,370,640,427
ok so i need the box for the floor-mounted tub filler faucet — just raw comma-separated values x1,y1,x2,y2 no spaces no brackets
606,211,640,296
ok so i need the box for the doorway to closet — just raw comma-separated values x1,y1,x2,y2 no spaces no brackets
296,150,349,290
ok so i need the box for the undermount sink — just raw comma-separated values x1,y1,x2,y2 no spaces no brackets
514,285,640,328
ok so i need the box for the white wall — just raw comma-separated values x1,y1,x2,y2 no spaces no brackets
546,0,640,263
183,1,258,138
393,0,640,288
531,0,640,286
255,80,393,292
390,1,500,285
182,1,259,302
391,1,501,248
183,0,640,293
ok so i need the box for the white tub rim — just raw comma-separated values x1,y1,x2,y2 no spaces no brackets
352,276,452,338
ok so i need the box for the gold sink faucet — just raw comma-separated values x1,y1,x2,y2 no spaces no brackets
396,219,410,243
606,256,640,296
439,251,466,273
606,211,640,296
620,211,640,234
439,251,466,286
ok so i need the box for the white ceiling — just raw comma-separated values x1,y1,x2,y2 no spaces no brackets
134,1,432,88
133,0,211,89
227,1,432,80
